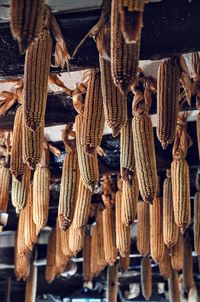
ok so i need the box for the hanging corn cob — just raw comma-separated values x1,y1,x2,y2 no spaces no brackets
96,207,107,270
136,201,150,256
10,0,45,53
194,191,200,256
15,246,30,281
83,230,91,282
111,0,140,94
99,57,127,137
55,220,68,276
68,226,84,257
171,230,184,272
11,164,31,213
75,114,99,191
119,0,148,44
45,229,56,283
163,169,179,248
157,57,181,149
60,228,72,259
58,131,79,230
115,185,131,257
81,69,105,154
141,256,152,300
150,196,164,262
0,162,11,213
10,106,24,180
132,76,157,204
168,271,181,302
119,254,130,274
183,233,194,291
17,207,29,256
107,263,118,302
90,224,100,279
24,185,38,251
25,265,37,302
171,114,192,233
158,245,172,279
33,142,50,234
121,176,138,226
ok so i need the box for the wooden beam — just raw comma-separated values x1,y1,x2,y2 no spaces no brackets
1,0,200,78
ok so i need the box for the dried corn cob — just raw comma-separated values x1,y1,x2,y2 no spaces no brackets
11,165,31,213
136,201,150,256
68,226,84,257
96,208,107,270
132,113,157,204
23,29,52,131
107,263,118,302
120,119,135,181
90,225,100,279
157,58,181,149
17,208,29,256
25,265,37,302
23,123,44,170
82,69,105,154
72,179,92,229
150,197,164,262
194,191,200,256
83,231,91,281
171,159,190,233
55,220,68,275
121,176,138,226
119,0,148,44
111,0,140,94
158,245,172,279
141,256,152,300
45,230,56,284
183,233,194,291
10,106,24,180
0,165,10,212
10,0,45,53
33,166,50,233
75,115,99,191
115,190,131,257
163,170,179,248
15,248,30,280
171,230,184,272
60,228,72,258
119,254,130,274
24,185,38,251
197,112,200,160
99,57,127,136
58,150,79,230
168,271,181,302
102,207,117,265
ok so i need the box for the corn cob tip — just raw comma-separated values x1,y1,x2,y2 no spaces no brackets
161,141,168,150
112,127,120,137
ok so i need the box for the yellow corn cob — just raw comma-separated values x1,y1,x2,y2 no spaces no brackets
194,191,200,256
25,265,37,302
168,271,181,302
75,114,99,191
102,207,117,265
107,263,118,302
150,197,164,262
33,166,50,234
120,119,135,180
0,166,11,212
10,106,24,180
68,226,84,257
132,113,157,204
96,208,107,270
23,123,44,170
24,185,38,251
11,164,31,213
72,179,92,229
115,190,131,257
171,230,184,272
163,170,179,248
23,29,52,131
197,112,200,160
17,208,30,256
119,254,130,274
58,150,79,230
121,176,138,226
10,0,45,53
183,233,194,291
158,245,172,279
99,57,127,137
136,201,150,256
82,69,105,154
83,231,91,281
45,230,56,284
141,256,152,300
157,58,181,149
111,0,140,94
60,228,72,259
171,159,191,233
55,220,68,276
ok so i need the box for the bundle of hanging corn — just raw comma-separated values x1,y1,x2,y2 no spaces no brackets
171,113,192,233
132,75,157,204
